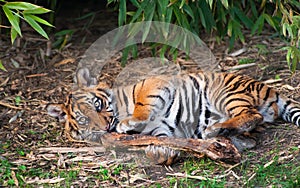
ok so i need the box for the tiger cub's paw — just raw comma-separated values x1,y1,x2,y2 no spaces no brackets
116,118,147,134
202,124,226,139
145,145,180,166
115,119,132,133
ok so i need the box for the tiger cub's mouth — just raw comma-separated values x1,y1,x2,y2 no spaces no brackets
107,117,119,133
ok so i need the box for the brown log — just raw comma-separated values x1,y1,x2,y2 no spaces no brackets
99,133,241,163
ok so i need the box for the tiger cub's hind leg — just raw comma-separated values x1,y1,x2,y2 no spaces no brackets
202,109,264,139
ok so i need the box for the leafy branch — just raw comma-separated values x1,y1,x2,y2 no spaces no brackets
0,0,53,43
108,0,300,72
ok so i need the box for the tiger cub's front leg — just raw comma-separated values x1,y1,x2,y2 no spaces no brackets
202,108,264,139
115,79,180,165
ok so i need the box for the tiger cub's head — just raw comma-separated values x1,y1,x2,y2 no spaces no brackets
47,68,117,142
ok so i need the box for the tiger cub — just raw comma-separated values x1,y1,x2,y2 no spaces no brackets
47,68,300,165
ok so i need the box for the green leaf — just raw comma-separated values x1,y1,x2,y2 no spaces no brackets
207,0,213,9
227,20,233,36
263,14,277,31
3,5,22,37
131,44,138,59
0,60,7,72
10,27,18,44
182,4,195,21
250,0,258,19
15,96,21,106
118,0,126,25
129,0,140,7
130,1,146,23
23,7,51,14
251,14,264,35
233,7,253,29
107,0,116,5
5,2,42,10
23,14,49,39
24,14,53,27
121,46,129,66
179,0,185,9
220,0,229,9
143,1,155,21
282,23,288,37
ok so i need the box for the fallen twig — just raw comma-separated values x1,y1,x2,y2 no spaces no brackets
0,101,22,110
99,133,241,163
166,172,211,181
37,147,106,153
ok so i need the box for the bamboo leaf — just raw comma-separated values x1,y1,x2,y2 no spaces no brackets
0,60,7,72
263,14,277,31
5,2,42,10
207,0,213,9
282,23,288,37
250,0,258,19
24,14,53,27
3,6,22,36
11,27,18,44
23,14,49,39
23,7,51,14
131,1,147,23
182,4,195,21
118,0,126,26
220,0,229,9
251,14,264,35
233,7,253,29
179,0,185,9
129,0,140,7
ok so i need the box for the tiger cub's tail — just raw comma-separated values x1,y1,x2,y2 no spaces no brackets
279,96,300,126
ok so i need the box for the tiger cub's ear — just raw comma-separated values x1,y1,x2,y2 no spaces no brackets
76,68,97,88
46,104,67,122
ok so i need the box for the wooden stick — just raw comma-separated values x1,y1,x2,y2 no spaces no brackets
37,147,106,153
0,101,23,110
99,133,241,163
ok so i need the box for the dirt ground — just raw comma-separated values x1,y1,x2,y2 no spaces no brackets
1,5,300,187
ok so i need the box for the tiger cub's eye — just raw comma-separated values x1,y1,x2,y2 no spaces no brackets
94,98,102,112
78,117,87,124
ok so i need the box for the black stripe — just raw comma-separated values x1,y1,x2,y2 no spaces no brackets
204,107,211,125
136,102,145,106
162,120,175,133
203,75,209,101
175,101,182,125
189,75,200,91
227,104,252,113
199,91,203,115
281,100,292,116
234,108,250,117
224,98,250,108
165,95,175,118
217,89,250,111
117,89,123,106
96,88,107,92
275,92,279,103
263,87,272,101
155,133,169,137
161,86,171,94
122,89,129,114
136,102,156,107
194,129,202,139
132,84,136,104
290,109,300,122
147,95,166,107
148,127,161,136
224,74,236,86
